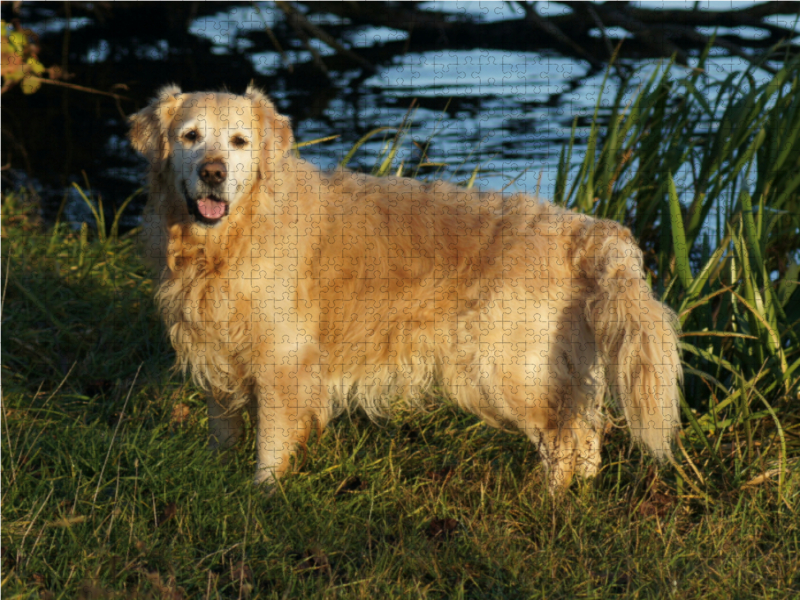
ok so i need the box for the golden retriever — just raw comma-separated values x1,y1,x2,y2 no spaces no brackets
129,85,682,494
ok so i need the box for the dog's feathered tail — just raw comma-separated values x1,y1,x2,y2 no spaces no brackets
574,219,682,460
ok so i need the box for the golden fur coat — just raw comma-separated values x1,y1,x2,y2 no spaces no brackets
130,85,682,493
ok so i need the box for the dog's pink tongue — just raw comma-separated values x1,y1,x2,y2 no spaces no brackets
197,197,225,219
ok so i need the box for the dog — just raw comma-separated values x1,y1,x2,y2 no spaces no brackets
129,85,682,495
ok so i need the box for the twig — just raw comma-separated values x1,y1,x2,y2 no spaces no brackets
0,252,17,482
585,4,631,80
71,471,83,515
276,1,329,76
1,250,11,321
517,1,603,69
742,468,781,487
252,1,293,73
277,1,374,71
1,395,18,484
586,4,615,59
28,76,131,101
501,166,531,192
196,543,243,571
43,361,77,405
668,437,713,505
125,459,138,565
91,363,142,510
593,3,690,65
661,23,778,75
105,462,123,543
238,496,252,600
18,485,54,576
16,363,77,486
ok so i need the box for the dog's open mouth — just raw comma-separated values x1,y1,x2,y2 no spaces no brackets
183,183,229,225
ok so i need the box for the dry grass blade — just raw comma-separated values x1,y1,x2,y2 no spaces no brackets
91,363,142,509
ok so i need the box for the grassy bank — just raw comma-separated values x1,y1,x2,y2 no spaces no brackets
2,53,800,599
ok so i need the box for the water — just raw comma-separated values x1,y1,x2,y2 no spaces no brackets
10,1,795,228
186,1,788,199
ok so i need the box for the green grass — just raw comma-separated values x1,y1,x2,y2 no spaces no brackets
3,49,800,598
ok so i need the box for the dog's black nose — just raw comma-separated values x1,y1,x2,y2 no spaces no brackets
199,161,227,185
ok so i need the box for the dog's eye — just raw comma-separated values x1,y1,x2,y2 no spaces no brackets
231,135,248,149
183,130,199,143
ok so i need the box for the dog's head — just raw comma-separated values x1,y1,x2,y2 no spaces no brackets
128,84,294,226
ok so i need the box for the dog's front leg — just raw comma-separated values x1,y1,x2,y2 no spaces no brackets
253,366,323,487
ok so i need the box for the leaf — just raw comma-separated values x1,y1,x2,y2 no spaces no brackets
679,240,727,319
293,134,339,149
338,127,396,169
668,173,693,290
777,259,799,306
26,56,45,75
20,75,41,94
3,59,24,81
8,30,26,52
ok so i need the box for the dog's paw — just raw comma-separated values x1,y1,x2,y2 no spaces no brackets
253,466,280,495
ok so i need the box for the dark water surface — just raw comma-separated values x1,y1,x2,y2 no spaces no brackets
1,1,789,230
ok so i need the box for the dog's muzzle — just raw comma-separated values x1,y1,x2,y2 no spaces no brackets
182,181,229,225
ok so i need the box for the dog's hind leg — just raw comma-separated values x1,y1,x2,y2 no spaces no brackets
533,399,601,493
495,360,603,493
480,362,581,495
537,421,578,494
572,401,604,480
538,347,608,489
572,364,606,479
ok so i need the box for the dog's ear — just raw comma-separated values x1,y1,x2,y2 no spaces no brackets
245,84,295,179
128,84,184,170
